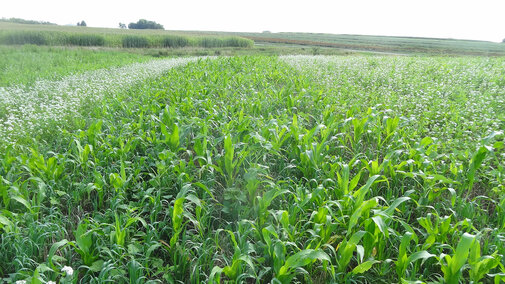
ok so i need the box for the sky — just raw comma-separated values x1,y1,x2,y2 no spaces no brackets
2,0,505,42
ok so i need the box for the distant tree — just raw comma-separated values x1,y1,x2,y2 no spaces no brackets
0,17,56,25
119,22,127,29
502,38,505,43
77,20,86,26
128,19,164,30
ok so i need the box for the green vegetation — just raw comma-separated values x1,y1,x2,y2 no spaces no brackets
0,17,56,25
128,19,164,30
0,22,253,49
0,55,504,283
192,31,505,56
0,45,152,87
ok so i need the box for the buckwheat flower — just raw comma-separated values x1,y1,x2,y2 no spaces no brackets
15,280,27,284
62,265,74,276
47,281,56,284
0,57,201,147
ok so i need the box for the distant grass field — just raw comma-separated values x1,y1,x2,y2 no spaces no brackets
0,22,253,49
0,45,153,87
3,22,505,56
184,30,505,56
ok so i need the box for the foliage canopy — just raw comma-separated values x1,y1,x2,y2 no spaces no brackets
128,19,164,30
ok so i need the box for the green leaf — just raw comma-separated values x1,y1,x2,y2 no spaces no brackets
372,215,388,236
450,233,475,275
420,137,433,147
89,260,104,272
278,249,331,276
194,182,216,200
12,195,31,211
224,135,234,177
169,123,180,151
467,146,488,190
383,196,411,216
352,175,382,207
170,197,185,247
209,266,223,284
348,198,378,232
0,213,13,233
352,260,380,274
338,231,367,272
406,250,435,265
48,239,75,269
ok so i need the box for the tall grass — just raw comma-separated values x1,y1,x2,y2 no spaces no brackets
0,29,254,48
0,31,46,45
66,34,105,46
162,35,189,48
122,35,150,48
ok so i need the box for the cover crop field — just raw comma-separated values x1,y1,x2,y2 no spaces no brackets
0,54,504,283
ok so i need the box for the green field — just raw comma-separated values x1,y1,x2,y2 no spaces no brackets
1,47,504,283
185,30,505,56
3,21,505,56
0,22,253,49
0,45,154,87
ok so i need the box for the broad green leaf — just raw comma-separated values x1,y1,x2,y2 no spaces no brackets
209,266,223,284
12,195,31,211
0,213,13,233
224,135,234,177
348,198,378,232
450,233,475,275
352,260,380,274
169,123,180,151
407,250,435,265
353,175,382,207
383,196,411,216
372,215,388,236
48,239,75,269
279,249,330,276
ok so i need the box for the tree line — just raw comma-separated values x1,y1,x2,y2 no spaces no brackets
121,19,164,30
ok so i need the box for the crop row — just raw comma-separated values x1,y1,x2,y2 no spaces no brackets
0,56,504,283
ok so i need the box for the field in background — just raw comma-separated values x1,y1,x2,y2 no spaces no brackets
3,22,505,56
0,22,253,49
184,30,505,56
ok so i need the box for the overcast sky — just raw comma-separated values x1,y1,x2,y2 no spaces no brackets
3,0,505,42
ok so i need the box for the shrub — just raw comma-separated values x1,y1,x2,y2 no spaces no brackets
122,35,150,48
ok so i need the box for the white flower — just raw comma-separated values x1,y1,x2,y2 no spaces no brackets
47,281,56,284
62,265,74,276
15,280,27,284
0,57,201,147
